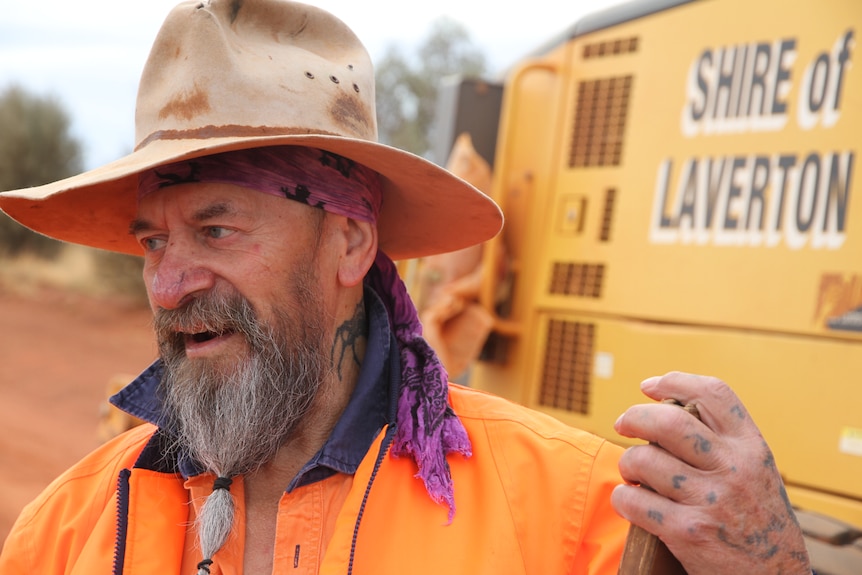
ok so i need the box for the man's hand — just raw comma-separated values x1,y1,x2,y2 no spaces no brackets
611,372,812,575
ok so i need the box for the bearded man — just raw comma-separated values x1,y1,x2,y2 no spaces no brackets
0,1,813,574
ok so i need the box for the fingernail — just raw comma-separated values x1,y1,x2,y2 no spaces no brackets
614,413,623,429
640,376,659,391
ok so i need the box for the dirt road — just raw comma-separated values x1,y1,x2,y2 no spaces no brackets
0,286,157,545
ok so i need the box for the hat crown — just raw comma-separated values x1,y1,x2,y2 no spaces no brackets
0,0,502,261
135,0,378,151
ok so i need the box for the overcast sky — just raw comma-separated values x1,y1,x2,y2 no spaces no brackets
0,0,627,170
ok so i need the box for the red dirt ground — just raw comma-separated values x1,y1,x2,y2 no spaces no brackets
0,286,158,546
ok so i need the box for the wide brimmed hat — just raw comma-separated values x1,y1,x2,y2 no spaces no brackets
0,0,502,261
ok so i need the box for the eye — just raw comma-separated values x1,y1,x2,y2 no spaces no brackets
204,226,234,239
140,236,166,252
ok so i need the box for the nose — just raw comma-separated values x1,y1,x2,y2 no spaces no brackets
147,244,216,310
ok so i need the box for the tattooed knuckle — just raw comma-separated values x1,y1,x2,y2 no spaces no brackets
647,508,665,525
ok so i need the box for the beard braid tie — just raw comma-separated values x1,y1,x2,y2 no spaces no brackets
195,476,236,574
213,476,233,491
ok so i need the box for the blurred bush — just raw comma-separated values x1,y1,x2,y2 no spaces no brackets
0,84,82,258
0,85,145,303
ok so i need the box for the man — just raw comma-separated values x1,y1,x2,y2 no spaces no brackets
0,1,812,574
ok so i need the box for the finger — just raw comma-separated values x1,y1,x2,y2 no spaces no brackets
617,444,705,504
640,372,755,437
611,483,689,543
615,402,722,470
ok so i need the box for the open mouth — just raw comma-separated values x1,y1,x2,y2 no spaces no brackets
191,331,218,343
184,328,235,346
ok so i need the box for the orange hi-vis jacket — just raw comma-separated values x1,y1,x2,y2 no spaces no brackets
0,384,628,575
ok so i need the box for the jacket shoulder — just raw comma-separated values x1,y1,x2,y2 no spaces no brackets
444,384,628,574
448,383,615,458
7,423,157,533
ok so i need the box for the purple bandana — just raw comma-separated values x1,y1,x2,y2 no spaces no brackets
139,146,471,520
138,146,381,223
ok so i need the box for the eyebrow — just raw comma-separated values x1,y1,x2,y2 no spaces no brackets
128,201,236,236
192,202,233,222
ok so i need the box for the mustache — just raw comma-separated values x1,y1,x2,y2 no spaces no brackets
153,291,259,351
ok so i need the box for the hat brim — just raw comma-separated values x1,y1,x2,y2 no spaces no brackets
0,135,503,261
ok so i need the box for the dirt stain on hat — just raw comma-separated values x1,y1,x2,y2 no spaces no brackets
159,85,212,122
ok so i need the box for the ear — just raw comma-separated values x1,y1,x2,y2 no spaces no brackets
336,216,378,287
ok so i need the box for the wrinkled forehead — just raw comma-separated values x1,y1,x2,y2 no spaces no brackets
136,179,287,212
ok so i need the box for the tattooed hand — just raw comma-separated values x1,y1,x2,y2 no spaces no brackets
610,372,812,575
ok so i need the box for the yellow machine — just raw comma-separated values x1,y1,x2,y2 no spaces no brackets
430,0,861,570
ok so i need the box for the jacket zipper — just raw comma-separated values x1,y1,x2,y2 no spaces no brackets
347,423,397,575
112,468,132,575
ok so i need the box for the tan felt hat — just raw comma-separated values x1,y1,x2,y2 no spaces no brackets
0,0,502,261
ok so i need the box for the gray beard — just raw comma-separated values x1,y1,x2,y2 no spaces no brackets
154,272,328,478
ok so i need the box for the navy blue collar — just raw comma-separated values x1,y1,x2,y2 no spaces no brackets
111,287,398,486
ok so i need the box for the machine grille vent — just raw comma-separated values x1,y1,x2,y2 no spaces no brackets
569,75,633,168
600,188,617,242
539,320,594,415
582,36,639,59
549,262,605,298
